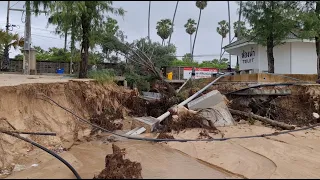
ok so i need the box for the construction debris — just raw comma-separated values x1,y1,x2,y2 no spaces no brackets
93,144,143,179
229,109,295,130
188,90,235,127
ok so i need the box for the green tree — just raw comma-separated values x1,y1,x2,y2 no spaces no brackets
46,1,125,78
191,1,207,58
241,1,299,73
182,53,193,63
216,20,229,61
124,38,177,93
0,29,24,70
233,21,246,39
184,18,197,55
298,1,320,78
156,19,173,46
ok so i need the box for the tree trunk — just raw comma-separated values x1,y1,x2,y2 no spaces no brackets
267,1,275,73
266,41,275,73
219,36,224,61
79,5,91,78
316,2,320,79
316,36,320,79
162,39,164,46
189,35,192,55
168,1,179,45
70,21,75,74
148,1,151,42
229,109,295,130
64,30,67,52
236,56,239,70
191,8,202,59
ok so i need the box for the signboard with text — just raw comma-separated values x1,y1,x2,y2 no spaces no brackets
183,67,218,79
239,46,258,70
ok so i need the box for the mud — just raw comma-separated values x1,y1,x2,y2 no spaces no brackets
157,133,175,139
198,130,214,139
94,144,142,179
163,113,218,133
89,110,123,132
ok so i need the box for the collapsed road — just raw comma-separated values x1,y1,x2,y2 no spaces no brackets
1,74,320,179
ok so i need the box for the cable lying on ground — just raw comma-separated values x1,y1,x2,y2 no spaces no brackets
0,131,81,179
0,129,56,136
37,93,320,143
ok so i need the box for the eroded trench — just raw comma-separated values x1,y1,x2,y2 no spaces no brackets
1,80,320,178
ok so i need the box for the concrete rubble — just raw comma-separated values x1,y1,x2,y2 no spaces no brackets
188,90,235,127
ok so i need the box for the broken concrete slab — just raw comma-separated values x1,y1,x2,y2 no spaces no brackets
188,90,235,127
131,116,160,133
198,101,235,127
187,90,224,111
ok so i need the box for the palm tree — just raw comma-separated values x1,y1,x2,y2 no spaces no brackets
235,1,243,69
0,30,24,69
191,1,207,59
184,18,197,55
156,19,173,46
168,1,179,45
216,20,229,61
148,1,151,41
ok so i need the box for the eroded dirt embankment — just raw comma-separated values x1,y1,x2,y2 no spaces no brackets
0,80,150,170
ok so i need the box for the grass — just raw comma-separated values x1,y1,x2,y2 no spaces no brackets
88,69,116,84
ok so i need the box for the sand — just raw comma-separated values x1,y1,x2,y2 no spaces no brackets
6,141,235,179
165,125,320,179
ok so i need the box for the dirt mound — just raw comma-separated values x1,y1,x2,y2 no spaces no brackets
94,144,142,179
163,113,217,133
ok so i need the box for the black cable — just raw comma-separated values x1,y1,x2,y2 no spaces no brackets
37,93,320,143
0,131,81,179
4,131,56,136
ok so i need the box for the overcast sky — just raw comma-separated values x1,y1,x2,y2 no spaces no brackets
0,1,240,67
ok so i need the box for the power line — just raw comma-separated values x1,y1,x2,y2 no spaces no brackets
10,1,20,8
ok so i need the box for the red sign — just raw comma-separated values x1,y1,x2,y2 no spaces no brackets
183,67,218,79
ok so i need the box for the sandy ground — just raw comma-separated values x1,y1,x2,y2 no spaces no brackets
6,140,236,179
0,74,73,87
5,124,320,179
165,124,320,179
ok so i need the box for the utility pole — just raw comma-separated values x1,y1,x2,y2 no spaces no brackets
2,1,11,71
23,1,31,75
8,4,47,75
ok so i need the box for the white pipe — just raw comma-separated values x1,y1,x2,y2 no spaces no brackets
157,73,232,122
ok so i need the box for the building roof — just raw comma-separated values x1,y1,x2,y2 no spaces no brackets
223,31,309,50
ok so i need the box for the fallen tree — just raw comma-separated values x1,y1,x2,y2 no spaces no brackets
229,108,295,130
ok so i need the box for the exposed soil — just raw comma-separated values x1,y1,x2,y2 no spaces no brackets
94,144,143,179
163,113,218,133
89,110,123,132
157,133,175,139
198,130,214,139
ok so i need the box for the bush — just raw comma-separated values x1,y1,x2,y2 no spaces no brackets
88,69,116,84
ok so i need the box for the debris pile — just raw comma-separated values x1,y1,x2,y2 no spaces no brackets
94,144,143,179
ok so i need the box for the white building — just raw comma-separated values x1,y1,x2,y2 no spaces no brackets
223,32,317,74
